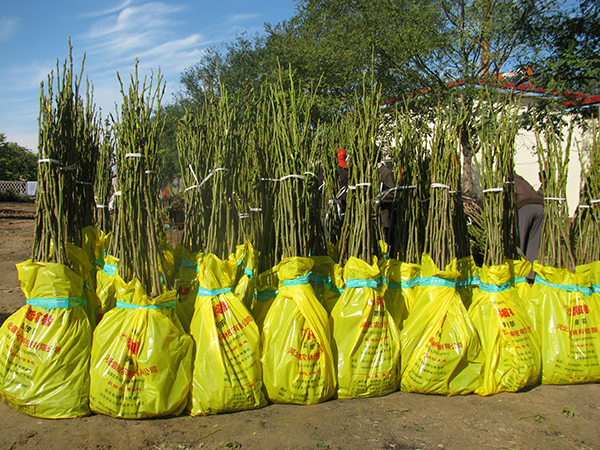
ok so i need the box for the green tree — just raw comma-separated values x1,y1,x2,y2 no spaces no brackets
173,0,565,192
530,0,600,96
0,133,38,181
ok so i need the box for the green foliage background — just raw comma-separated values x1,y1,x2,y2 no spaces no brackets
0,133,38,181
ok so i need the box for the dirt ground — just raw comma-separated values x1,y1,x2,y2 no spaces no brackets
0,201,599,450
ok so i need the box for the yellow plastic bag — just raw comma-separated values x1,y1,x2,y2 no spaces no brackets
66,242,100,330
160,235,176,288
234,241,257,311
251,266,279,330
529,263,600,384
590,261,600,316
383,259,420,331
577,262,600,345
0,261,92,418
507,258,532,303
469,263,541,395
456,255,480,310
332,256,400,399
190,253,266,415
261,257,337,404
401,254,483,395
82,226,113,319
96,255,120,317
89,276,193,418
309,255,342,314
174,247,203,333
326,241,339,263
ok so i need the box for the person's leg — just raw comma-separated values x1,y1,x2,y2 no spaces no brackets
524,204,544,265
519,203,544,282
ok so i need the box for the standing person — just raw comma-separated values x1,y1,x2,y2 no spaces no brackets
337,148,349,216
378,157,395,243
514,173,544,281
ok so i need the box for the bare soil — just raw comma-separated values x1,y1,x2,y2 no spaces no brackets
0,201,599,450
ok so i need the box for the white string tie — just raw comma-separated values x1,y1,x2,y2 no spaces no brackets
38,158,60,164
482,187,504,193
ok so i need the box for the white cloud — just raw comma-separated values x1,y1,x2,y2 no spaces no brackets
0,16,19,42
80,0,134,19
73,1,223,109
226,13,261,23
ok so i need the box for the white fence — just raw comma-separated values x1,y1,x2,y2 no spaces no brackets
0,180,37,196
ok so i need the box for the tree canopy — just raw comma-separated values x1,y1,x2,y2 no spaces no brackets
529,0,600,96
177,0,578,110
162,0,599,184
0,133,38,181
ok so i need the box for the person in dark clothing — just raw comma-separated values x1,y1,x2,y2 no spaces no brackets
378,160,395,243
514,173,544,281
337,148,349,217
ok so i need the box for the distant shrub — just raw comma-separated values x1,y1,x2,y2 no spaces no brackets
0,190,35,203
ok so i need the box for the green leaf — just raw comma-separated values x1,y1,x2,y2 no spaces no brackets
561,407,574,418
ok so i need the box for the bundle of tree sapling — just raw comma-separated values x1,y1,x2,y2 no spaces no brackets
260,69,336,405
467,94,541,395
177,85,267,415
381,105,424,333
400,107,484,395
576,119,600,352
89,63,193,419
330,78,401,399
528,113,600,384
0,43,95,418
571,143,600,365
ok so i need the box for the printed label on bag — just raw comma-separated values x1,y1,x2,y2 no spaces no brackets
340,295,400,398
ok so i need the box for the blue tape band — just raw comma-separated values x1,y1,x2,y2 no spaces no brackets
103,262,117,277
309,274,331,285
510,276,528,284
27,297,87,309
197,286,233,297
534,275,579,293
180,259,198,272
243,267,254,278
254,289,278,301
456,276,480,288
388,276,421,290
478,281,511,293
282,274,311,287
578,286,593,297
593,284,600,294
345,276,386,289
419,276,456,288
116,300,176,309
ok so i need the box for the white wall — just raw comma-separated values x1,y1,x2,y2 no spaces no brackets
513,101,589,217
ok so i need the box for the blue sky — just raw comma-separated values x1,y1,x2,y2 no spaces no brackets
0,0,298,151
